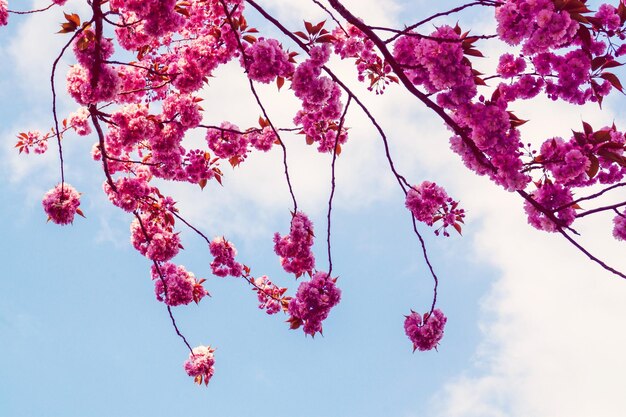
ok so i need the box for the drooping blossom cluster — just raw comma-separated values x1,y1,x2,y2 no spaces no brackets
184,345,216,386
288,271,341,336
405,181,465,236
151,262,208,306
253,275,288,315
404,309,447,352
273,212,316,276
0,0,8,27
292,45,347,153
209,237,243,277
243,38,294,84
67,108,92,136
42,183,82,225
613,213,626,241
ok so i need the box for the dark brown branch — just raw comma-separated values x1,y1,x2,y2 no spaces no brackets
8,4,54,14
326,96,352,277
383,1,501,44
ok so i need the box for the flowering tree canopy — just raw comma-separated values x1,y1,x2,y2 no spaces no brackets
3,0,626,385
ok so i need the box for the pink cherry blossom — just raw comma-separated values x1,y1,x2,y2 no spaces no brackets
209,237,243,277
0,0,8,26
67,108,92,136
42,183,82,225
273,212,316,276
524,182,576,232
613,213,626,241
288,271,341,336
405,181,465,236
184,345,216,386
404,309,447,352
152,262,208,306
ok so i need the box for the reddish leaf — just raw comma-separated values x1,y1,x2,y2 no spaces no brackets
587,154,599,178
242,35,257,44
64,13,80,27
464,48,484,57
293,31,309,41
600,72,624,92
304,21,314,34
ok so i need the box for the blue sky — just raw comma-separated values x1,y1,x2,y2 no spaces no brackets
2,1,626,416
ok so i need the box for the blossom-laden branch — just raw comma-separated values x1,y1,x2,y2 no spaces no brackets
7,0,626,385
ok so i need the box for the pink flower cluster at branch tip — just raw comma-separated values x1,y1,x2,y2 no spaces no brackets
404,309,447,352
151,262,208,306
42,183,82,225
209,237,243,277
0,0,8,27
612,213,626,241
184,345,215,386
67,108,92,136
15,130,48,155
273,211,316,277
288,271,341,336
405,181,465,236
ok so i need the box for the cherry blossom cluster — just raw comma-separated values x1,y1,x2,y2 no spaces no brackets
496,0,579,55
292,45,347,153
184,345,216,386
287,271,341,336
405,181,465,236
130,196,181,262
392,25,476,108
613,212,626,240
332,24,395,93
243,38,294,84
404,309,447,352
42,183,82,225
67,108,92,136
152,262,209,306
524,181,576,232
209,237,243,278
0,1,7,27
451,99,530,191
273,212,316,277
